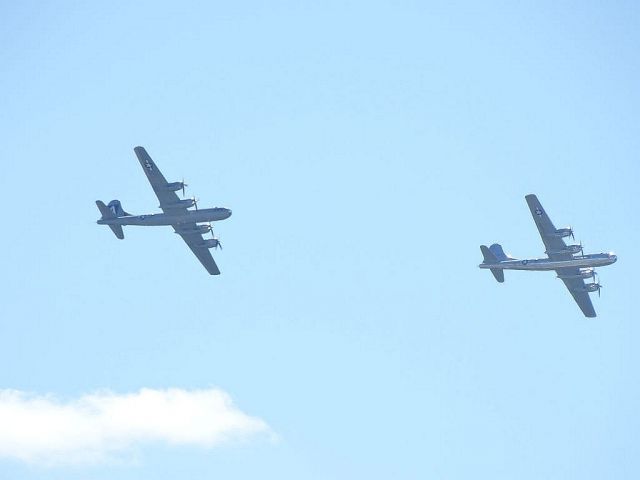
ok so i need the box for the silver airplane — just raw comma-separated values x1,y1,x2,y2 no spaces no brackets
96,146,232,275
479,194,617,317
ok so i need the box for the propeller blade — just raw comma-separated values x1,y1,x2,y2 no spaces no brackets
208,225,221,249
570,226,574,240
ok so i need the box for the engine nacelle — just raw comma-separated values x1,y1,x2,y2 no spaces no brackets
163,198,196,209
164,181,185,192
200,238,221,249
548,244,582,255
553,227,574,238
194,224,213,234
557,268,595,280
584,283,601,293
175,224,212,235
565,244,583,255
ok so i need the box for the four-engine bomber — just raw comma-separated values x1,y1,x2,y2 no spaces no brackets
96,146,231,275
479,194,617,318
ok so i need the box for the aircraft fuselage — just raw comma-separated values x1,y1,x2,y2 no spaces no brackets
478,253,617,272
97,207,232,227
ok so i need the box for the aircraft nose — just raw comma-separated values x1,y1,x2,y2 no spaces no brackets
226,208,232,218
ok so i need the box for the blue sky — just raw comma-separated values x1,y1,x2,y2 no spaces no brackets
0,1,638,478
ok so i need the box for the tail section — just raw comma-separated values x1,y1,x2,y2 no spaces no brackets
488,243,512,261
96,200,126,239
480,244,505,283
106,200,131,218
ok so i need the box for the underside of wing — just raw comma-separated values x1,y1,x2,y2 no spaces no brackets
556,268,596,318
525,194,571,260
174,226,220,275
134,146,186,213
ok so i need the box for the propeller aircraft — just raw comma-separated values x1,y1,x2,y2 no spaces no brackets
479,194,616,317
96,146,231,275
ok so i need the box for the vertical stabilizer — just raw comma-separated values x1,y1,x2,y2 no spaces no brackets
489,243,511,261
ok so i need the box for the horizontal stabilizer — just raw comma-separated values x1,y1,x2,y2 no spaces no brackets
96,200,125,239
108,224,124,239
490,268,504,283
96,200,113,219
481,245,499,264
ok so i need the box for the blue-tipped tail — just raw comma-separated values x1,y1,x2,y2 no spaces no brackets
96,200,126,239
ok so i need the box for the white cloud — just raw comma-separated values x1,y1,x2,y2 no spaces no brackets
0,387,271,466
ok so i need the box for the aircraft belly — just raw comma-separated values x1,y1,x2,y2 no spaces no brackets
112,211,226,226
499,258,611,271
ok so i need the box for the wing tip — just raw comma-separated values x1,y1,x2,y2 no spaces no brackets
133,145,149,157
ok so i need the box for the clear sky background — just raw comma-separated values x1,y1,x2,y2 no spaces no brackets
0,1,638,478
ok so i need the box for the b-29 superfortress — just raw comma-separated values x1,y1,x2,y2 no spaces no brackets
96,146,231,275
479,194,617,317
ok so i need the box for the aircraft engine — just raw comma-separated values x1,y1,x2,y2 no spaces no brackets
165,198,196,209
165,181,185,192
175,224,212,235
584,283,602,293
554,227,574,239
578,268,595,279
201,238,221,249
565,244,583,255
557,268,595,280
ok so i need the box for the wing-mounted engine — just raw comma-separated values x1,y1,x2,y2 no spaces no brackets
175,223,213,235
584,282,603,296
163,197,198,209
557,268,597,280
165,181,187,192
546,243,584,256
200,237,222,249
199,224,222,249
549,227,574,239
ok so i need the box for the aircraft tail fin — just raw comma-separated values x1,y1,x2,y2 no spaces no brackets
489,243,512,261
480,244,505,283
481,245,499,264
96,200,125,239
106,200,131,217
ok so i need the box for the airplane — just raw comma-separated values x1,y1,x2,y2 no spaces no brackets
479,194,617,317
96,146,232,275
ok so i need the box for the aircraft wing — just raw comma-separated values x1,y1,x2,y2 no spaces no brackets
134,146,184,213
525,194,572,260
174,225,220,275
556,268,597,317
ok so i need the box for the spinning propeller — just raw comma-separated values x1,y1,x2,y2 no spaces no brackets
209,224,222,250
